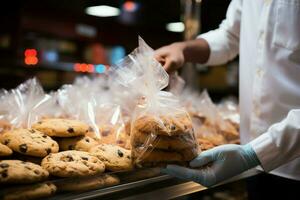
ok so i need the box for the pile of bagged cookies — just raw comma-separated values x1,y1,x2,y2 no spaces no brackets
180,90,240,151
0,37,240,199
131,113,198,167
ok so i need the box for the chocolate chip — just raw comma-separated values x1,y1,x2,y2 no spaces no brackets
67,127,74,133
42,140,46,143
34,169,40,175
50,187,56,194
4,139,10,145
51,143,55,147
1,170,8,178
126,155,131,159
37,121,42,124
19,144,28,153
82,161,89,166
81,157,88,161
101,130,110,137
68,145,74,150
170,125,176,131
0,163,9,168
66,155,74,162
46,148,51,154
42,135,48,138
117,140,124,144
29,129,35,133
117,149,124,157
85,138,90,143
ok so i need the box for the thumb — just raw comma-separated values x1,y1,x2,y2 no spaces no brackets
190,150,214,168
163,59,173,72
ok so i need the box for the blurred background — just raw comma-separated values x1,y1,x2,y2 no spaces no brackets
0,0,236,100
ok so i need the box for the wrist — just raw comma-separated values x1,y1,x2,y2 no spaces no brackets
242,144,261,168
172,41,188,58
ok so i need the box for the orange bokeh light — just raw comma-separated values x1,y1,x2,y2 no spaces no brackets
73,63,96,73
123,1,136,12
87,64,94,73
24,56,38,65
74,63,81,72
24,49,37,57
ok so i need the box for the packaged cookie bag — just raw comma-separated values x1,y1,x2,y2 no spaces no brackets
111,37,199,167
54,80,101,139
188,90,239,150
94,103,130,148
0,78,51,129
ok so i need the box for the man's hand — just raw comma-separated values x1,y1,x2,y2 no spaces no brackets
154,39,210,73
154,42,186,73
161,144,260,187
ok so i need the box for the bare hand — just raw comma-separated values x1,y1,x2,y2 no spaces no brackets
154,42,186,73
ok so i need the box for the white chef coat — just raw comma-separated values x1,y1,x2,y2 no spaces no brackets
198,0,300,180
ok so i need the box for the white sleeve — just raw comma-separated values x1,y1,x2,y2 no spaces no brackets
250,109,300,172
197,0,242,66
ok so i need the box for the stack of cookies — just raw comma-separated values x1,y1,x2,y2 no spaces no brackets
0,118,126,198
131,113,199,167
0,127,58,199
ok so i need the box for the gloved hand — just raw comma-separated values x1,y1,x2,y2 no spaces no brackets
161,144,260,187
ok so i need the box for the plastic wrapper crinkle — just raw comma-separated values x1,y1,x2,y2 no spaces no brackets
56,76,129,147
110,37,199,167
0,78,61,130
182,90,240,150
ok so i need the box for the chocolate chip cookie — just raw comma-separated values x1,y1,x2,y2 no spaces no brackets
132,114,193,136
132,146,199,165
0,129,59,157
41,150,105,177
32,118,89,137
90,144,133,171
56,174,120,192
57,135,99,152
2,182,56,200
0,143,12,156
131,130,197,150
0,160,49,184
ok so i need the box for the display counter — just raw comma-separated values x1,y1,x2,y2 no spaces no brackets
45,169,260,200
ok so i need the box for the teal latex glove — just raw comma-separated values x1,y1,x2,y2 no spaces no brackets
161,144,260,187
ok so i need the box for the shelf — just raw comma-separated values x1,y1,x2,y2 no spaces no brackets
45,169,260,200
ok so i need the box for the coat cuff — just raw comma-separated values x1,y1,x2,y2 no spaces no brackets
249,133,281,172
197,32,226,66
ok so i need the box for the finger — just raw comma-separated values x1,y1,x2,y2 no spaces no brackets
162,165,215,186
154,47,168,57
190,150,214,168
161,165,201,181
163,59,176,73
155,56,166,66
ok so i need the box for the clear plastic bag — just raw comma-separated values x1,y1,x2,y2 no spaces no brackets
218,98,240,132
0,78,55,129
167,72,185,96
55,76,129,146
55,77,101,139
110,37,199,167
93,103,130,148
0,89,12,133
182,90,239,150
